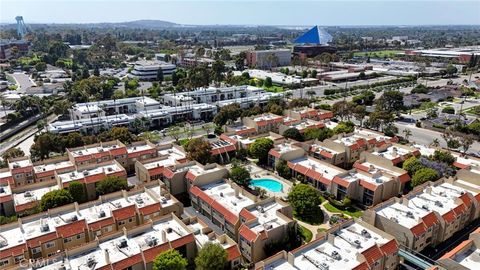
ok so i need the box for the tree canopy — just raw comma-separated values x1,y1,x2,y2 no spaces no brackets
249,138,274,165
229,165,251,187
68,181,87,203
95,176,128,195
153,249,188,270
40,189,74,211
194,243,228,270
184,138,212,165
282,128,304,142
412,168,439,187
213,103,242,126
287,184,323,221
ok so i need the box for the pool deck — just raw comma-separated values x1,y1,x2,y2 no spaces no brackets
246,164,292,198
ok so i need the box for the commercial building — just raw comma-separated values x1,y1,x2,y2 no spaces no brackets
255,219,399,270
405,46,480,63
239,69,318,86
245,49,291,69
131,60,176,80
363,181,479,252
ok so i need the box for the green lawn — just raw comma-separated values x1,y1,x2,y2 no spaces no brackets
323,202,363,218
299,225,313,243
293,206,324,225
263,86,284,93
353,50,403,58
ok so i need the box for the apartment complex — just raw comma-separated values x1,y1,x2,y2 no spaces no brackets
242,113,285,134
238,198,295,263
267,141,305,168
255,219,400,270
363,181,479,252
0,182,183,269
284,107,334,121
436,228,480,270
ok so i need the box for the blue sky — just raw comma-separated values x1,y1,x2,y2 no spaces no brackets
1,0,479,25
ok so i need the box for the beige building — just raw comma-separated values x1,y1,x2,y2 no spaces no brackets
363,181,479,253
221,132,284,150
284,107,333,121
242,113,284,134
436,227,480,270
183,216,242,269
370,143,421,166
67,140,128,168
255,219,400,270
309,139,347,167
267,141,305,168
0,182,183,269
238,198,295,263
162,162,228,195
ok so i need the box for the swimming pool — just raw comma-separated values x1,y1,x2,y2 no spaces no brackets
250,178,283,192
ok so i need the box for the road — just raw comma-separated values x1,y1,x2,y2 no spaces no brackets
394,121,480,154
9,72,35,92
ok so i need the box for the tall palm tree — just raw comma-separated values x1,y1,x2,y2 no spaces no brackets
402,129,412,142
431,138,440,148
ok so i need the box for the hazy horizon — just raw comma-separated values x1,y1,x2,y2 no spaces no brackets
1,0,479,26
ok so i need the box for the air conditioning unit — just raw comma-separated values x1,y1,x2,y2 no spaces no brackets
98,210,106,218
117,239,128,249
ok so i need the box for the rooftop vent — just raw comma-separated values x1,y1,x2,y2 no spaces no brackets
361,229,371,238
220,192,223,197
354,239,362,248
145,236,158,247
161,197,168,204
0,187,4,193
107,167,113,172
390,217,398,223
86,257,96,268
117,239,128,249
98,210,106,218
435,201,443,207
331,250,341,260
135,196,144,204
12,164,20,169
406,211,414,218
40,223,50,232
114,202,122,208
68,215,78,223
83,170,89,176
24,191,32,197
422,205,429,211
193,228,201,235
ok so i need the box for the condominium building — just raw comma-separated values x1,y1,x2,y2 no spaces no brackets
0,182,183,268
354,152,411,192
183,216,242,269
19,213,196,270
135,144,187,184
309,139,347,167
255,219,400,270
267,141,306,168
125,141,158,172
189,180,258,239
279,118,325,135
67,140,128,168
370,143,421,166
242,113,284,134
209,138,237,164
436,227,480,270
220,131,285,150
162,162,228,195
363,181,479,252
287,156,346,192
238,198,295,263
284,107,333,121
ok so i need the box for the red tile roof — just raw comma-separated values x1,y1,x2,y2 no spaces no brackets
453,161,469,169
185,171,197,182
112,253,142,269
333,176,351,187
0,194,13,204
143,243,171,262
211,200,239,225
410,223,427,237
162,167,175,179
170,234,195,249
398,173,411,184
353,162,370,172
352,262,369,270
139,203,161,216
0,243,27,259
239,224,257,242
26,231,57,247
56,219,87,238
190,186,214,204
239,208,256,222
360,179,379,191
88,217,115,231
443,211,456,223
112,204,137,221
453,204,466,216
362,245,384,267
459,193,472,207
380,239,398,256
440,239,473,260
226,245,241,261
422,212,439,228
319,150,334,159
268,149,281,158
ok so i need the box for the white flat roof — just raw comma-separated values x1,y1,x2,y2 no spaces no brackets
453,245,480,270
342,170,392,186
360,161,402,177
132,217,189,251
70,144,123,157
371,145,411,161
14,185,59,206
57,163,124,184
8,158,32,169
291,157,345,180
377,201,429,229
33,160,74,173
248,201,288,233
127,143,154,154
201,181,254,215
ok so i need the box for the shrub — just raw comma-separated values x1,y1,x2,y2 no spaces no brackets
40,189,74,211
276,160,292,179
412,168,439,187
431,150,456,165
402,157,423,176
96,176,128,195
229,165,251,187
442,106,455,114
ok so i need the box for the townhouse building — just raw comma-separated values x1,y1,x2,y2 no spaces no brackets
370,143,421,166
134,146,187,184
284,107,333,121
161,162,228,195
287,156,346,192
242,113,284,134
220,132,284,150
354,152,411,192
238,198,295,263
0,182,182,269
363,181,479,252
267,141,305,168
309,139,347,168
183,216,242,269
436,227,480,270
278,118,325,135
17,213,196,270
67,140,128,168
209,138,237,164
189,180,258,239
255,219,400,270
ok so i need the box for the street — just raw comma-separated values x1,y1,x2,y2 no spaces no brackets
9,72,35,92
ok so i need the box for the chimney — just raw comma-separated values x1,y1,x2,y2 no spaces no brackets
235,187,240,197
122,190,128,200
369,165,375,172
104,249,110,264
392,147,398,157
425,187,432,194
287,252,294,265
74,202,79,213
162,230,167,242
327,233,335,245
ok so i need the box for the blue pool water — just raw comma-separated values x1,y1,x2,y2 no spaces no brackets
250,178,283,192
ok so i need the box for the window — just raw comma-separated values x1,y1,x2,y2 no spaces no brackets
104,226,113,232
0,259,9,267
32,247,41,254
44,241,55,249
64,237,72,243
14,255,24,263
118,220,126,226
76,233,83,240
128,218,134,223
96,231,102,236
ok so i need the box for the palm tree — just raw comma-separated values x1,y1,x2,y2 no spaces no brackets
431,138,440,148
402,129,412,142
